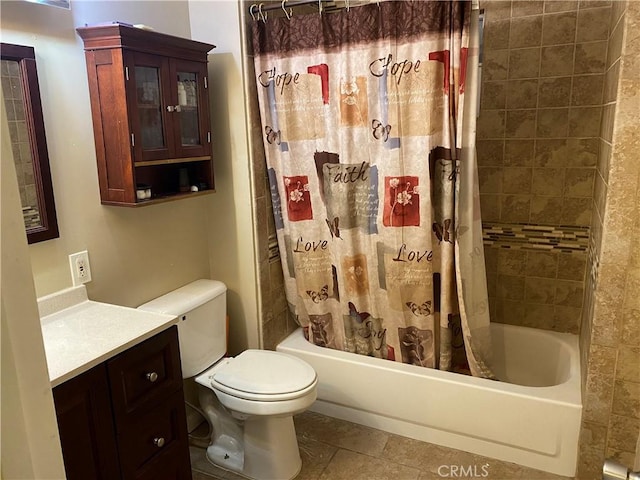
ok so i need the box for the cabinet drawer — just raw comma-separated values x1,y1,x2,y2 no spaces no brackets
108,326,183,417
116,390,191,480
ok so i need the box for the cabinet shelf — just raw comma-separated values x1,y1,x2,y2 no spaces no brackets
135,105,197,111
105,189,215,208
134,156,210,167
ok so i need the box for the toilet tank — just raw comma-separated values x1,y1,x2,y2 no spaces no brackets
138,279,227,378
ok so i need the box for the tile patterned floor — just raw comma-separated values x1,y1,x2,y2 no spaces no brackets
191,411,573,480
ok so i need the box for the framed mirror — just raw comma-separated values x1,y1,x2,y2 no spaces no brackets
1,43,59,244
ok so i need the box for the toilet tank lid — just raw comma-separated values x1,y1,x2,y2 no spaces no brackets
137,279,226,315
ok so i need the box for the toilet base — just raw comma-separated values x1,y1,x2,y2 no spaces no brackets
198,386,303,480
242,415,302,480
205,433,244,473
206,415,302,480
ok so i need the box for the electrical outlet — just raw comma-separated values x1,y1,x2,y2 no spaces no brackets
69,250,92,286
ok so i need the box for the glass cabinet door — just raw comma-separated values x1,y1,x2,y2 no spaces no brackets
128,52,173,162
176,71,200,146
129,54,209,162
135,65,164,150
171,59,210,158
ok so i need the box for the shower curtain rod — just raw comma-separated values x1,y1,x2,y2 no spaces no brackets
256,0,323,12
250,0,474,15
249,1,367,15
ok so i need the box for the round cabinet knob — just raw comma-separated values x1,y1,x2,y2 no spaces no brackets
145,372,159,382
153,437,165,448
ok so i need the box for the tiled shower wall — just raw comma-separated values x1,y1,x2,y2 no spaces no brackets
245,0,616,342
478,0,612,333
242,4,299,350
577,1,640,477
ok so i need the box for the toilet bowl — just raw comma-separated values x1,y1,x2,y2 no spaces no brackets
197,349,317,417
195,350,317,478
138,279,317,480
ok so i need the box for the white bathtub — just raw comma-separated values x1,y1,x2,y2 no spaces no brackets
277,322,582,477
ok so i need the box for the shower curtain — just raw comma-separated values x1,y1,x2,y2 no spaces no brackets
252,0,495,378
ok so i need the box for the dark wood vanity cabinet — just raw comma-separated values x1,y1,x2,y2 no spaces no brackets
76,25,215,207
53,327,192,480
52,364,121,480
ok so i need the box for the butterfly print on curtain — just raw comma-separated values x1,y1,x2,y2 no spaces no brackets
265,125,281,145
372,119,392,142
325,217,341,239
306,284,329,303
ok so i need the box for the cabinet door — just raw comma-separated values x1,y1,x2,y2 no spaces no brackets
116,390,192,480
53,364,121,480
170,59,211,159
127,51,174,162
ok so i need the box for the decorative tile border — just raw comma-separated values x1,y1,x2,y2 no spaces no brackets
268,234,280,261
483,223,590,253
22,206,40,229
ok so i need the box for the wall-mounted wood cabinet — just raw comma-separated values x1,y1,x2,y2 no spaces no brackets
77,24,215,207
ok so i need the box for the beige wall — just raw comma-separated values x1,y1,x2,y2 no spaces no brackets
1,0,259,350
1,1,212,308
188,0,260,354
1,0,260,473
1,91,65,479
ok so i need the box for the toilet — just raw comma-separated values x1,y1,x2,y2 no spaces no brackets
138,279,317,480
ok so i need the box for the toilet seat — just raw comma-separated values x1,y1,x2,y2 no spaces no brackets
196,350,317,402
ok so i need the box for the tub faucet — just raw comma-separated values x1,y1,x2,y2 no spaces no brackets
603,459,640,480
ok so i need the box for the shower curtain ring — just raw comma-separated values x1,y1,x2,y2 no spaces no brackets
249,3,258,21
258,3,267,22
282,0,293,19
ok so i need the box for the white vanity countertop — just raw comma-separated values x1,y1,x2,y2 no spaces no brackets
38,285,177,387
